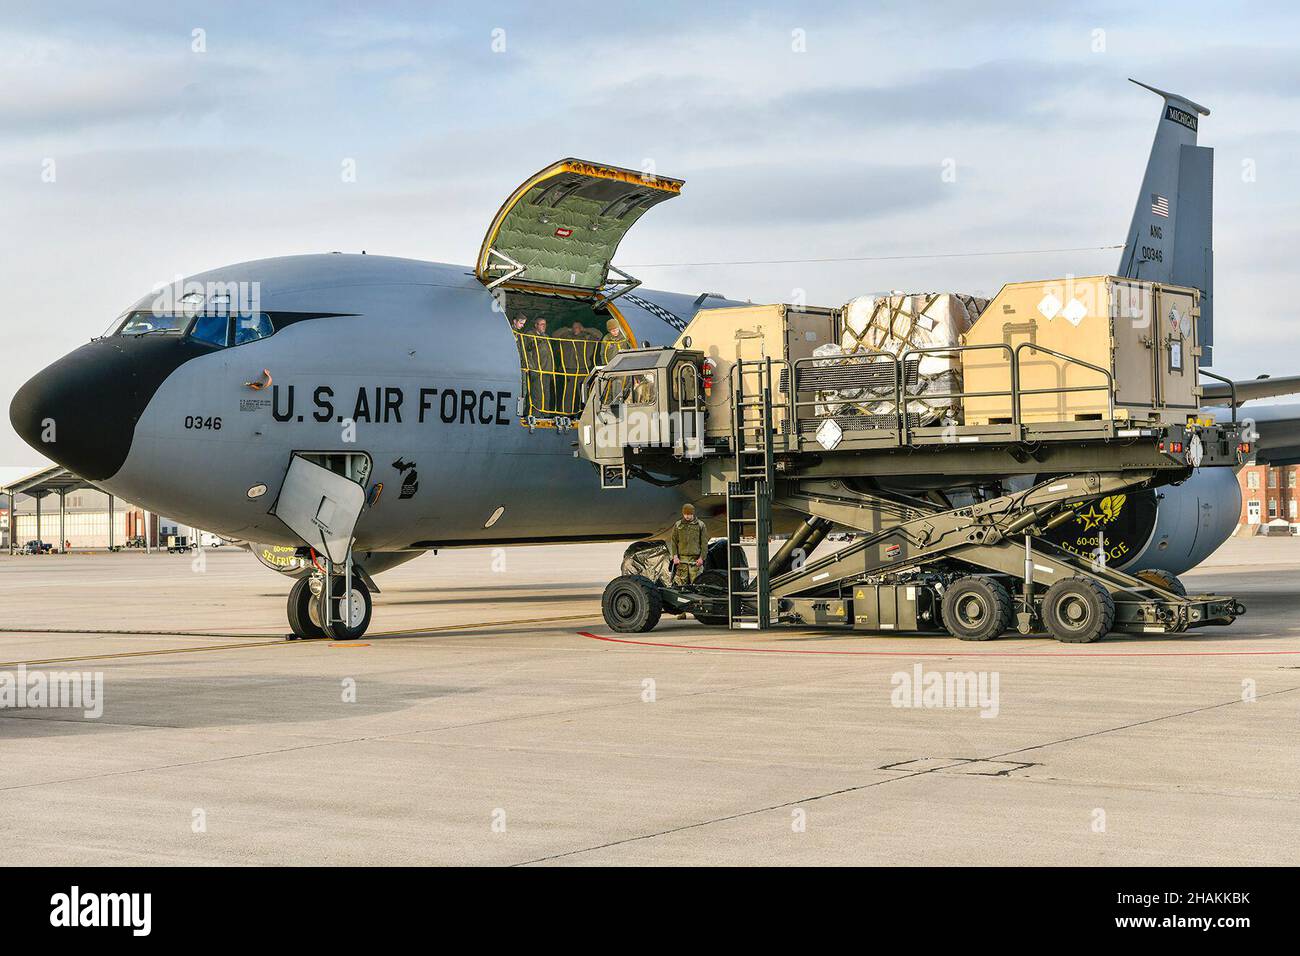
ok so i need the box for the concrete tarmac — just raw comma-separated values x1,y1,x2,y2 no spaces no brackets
0,538,1297,866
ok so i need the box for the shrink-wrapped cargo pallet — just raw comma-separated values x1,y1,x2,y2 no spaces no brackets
808,292,988,424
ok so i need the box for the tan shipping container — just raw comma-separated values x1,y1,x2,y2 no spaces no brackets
962,275,1200,427
674,304,838,439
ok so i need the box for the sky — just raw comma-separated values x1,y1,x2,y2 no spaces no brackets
2,0,1299,467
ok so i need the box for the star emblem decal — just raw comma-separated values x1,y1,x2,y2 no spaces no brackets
1076,507,1105,530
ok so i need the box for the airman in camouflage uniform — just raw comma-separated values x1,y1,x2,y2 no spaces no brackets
668,503,709,586
597,316,628,366
525,317,556,414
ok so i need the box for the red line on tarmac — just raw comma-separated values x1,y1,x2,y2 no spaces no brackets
578,632,1300,658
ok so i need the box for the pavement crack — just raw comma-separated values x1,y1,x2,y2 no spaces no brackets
510,683,1300,866
981,683,1300,761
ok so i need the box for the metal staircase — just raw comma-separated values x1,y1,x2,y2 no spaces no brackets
726,358,775,629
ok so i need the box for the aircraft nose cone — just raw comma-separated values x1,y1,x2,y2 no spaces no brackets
10,336,202,482
10,341,134,481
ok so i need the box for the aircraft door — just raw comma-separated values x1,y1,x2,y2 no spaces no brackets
271,454,367,565
478,160,683,431
476,159,683,297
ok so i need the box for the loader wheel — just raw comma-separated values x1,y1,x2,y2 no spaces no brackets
1042,578,1115,643
602,575,663,633
1135,568,1187,597
941,576,1012,641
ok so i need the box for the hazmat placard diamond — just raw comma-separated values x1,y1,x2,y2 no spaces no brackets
1037,293,1062,320
1062,298,1087,326
815,417,843,450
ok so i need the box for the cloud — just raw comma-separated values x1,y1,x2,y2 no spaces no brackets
777,59,1100,129
674,161,951,226
0,34,260,136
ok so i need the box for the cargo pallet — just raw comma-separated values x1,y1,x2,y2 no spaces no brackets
582,334,1247,643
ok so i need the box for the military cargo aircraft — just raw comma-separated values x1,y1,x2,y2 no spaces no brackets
10,80,1300,639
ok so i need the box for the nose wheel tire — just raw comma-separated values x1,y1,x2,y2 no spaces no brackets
941,575,1013,641
601,575,663,633
287,576,326,640
1135,568,1187,597
1042,578,1115,643
317,577,373,641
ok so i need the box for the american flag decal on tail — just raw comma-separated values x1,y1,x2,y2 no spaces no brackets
1151,193,1170,218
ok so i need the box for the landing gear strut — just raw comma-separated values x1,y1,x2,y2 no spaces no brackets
319,576,372,641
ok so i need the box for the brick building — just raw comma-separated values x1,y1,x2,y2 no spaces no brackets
1237,462,1300,534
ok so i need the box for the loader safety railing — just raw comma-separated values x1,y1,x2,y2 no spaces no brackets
787,340,1117,449
1011,342,1114,427
1197,368,1238,423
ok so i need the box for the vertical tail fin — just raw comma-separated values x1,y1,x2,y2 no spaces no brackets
1118,79,1215,365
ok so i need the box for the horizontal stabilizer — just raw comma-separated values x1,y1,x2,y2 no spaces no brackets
1200,374,1300,406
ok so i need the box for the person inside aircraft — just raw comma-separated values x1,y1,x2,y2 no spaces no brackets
501,293,628,418
526,317,556,414
598,317,627,366
234,312,274,345
552,319,602,412
511,313,530,406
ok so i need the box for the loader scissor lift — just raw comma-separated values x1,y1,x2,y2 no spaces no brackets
578,336,1247,644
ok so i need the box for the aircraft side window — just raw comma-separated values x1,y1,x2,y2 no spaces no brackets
189,313,230,348
233,312,274,346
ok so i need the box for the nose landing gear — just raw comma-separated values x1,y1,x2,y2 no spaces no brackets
286,570,373,640
272,452,375,641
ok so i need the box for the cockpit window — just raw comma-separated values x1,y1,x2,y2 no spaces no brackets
234,312,274,345
113,310,278,348
190,313,229,347
116,311,189,336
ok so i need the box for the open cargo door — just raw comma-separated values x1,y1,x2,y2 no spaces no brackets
476,159,683,302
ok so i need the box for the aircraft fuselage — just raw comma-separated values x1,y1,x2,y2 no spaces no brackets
10,254,692,551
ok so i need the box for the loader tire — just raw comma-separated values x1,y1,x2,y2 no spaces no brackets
1042,577,1116,643
941,576,1013,641
602,575,663,633
1135,568,1187,597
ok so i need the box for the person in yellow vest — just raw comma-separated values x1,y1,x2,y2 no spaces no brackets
668,503,709,586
